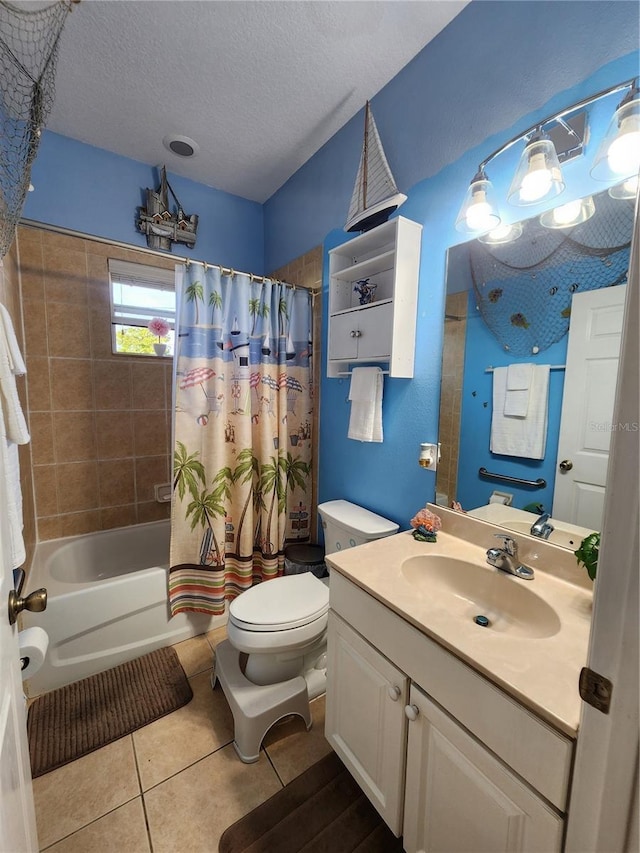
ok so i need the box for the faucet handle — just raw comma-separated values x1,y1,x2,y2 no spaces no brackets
494,533,517,555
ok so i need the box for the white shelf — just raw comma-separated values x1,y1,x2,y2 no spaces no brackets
329,298,393,318
331,250,396,282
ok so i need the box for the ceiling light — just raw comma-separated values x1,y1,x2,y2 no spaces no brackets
163,134,199,158
608,175,639,200
591,85,640,182
539,196,595,229
478,221,523,244
508,130,565,206
455,169,501,235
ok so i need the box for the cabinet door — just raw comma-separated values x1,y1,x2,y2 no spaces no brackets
355,302,393,360
325,612,408,835
328,311,359,361
403,685,564,853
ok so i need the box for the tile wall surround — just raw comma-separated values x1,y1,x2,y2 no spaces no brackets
436,291,468,507
269,245,322,542
0,240,37,567
16,225,176,541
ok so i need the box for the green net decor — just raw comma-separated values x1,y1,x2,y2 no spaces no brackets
0,0,74,258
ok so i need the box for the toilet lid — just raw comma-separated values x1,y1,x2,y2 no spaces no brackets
229,573,330,632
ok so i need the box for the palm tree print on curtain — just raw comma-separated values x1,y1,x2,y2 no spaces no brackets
169,264,313,615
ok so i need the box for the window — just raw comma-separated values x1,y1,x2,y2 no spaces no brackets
108,259,177,356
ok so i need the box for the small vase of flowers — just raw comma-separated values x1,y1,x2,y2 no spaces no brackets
148,317,170,356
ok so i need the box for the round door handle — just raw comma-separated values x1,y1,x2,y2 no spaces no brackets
8,588,47,627
559,459,573,472
388,685,401,701
404,704,420,722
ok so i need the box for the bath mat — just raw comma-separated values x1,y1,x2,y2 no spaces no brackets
27,646,192,778
219,750,403,853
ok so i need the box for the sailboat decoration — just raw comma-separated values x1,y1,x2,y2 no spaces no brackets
345,101,407,233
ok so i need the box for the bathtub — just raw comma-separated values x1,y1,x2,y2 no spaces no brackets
23,520,224,696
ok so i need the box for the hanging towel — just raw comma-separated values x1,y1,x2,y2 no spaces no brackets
0,301,30,568
348,367,383,442
504,362,533,417
490,365,550,459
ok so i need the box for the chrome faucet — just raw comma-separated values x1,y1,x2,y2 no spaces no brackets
530,512,554,540
486,534,534,580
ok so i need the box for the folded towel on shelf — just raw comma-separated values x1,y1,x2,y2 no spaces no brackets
348,367,383,442
0,300,29,568
504,363,533,417
491,365,550,459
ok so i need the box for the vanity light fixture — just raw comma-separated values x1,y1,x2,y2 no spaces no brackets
539,195,596,229
455,77,639,236
478,221,523,245
608,175,639,200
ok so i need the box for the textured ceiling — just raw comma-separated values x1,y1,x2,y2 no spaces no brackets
46,0,469,202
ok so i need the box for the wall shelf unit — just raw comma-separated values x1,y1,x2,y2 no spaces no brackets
327,216,422,378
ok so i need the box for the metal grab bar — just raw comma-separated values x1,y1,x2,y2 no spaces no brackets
478,467,546,489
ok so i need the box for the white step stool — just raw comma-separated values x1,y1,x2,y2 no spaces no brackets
212,639,312,763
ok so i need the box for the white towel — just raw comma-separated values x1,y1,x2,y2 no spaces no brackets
491,365,550,459
504,363,533,417
348,367,383,442
0,301,29,568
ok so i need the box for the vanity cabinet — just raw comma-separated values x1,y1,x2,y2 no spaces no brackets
326,573,570,853
327,216,422,378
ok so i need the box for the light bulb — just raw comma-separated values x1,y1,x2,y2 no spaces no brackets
520,152,553,202
552,200,583,225
607,115,640,175
487,223,516,240
465,188,495,232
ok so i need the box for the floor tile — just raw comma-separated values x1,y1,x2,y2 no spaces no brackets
206,625,228,651
33,737,139,850
144,743,282,853
264,694,333,785
133,671,234,790
173,634,214,678
42,797,150,853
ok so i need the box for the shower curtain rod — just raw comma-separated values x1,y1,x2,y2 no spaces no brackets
19,218,321,296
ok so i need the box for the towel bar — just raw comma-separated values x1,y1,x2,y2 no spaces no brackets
478,467,546,489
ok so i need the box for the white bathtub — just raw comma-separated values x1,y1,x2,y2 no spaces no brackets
23,520,225,696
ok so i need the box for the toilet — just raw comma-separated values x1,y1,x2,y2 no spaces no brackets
213,499,398,762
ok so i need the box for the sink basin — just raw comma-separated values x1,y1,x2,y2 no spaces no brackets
401,555,561,639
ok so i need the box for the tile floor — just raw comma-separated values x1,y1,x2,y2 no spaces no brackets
32,628,333,852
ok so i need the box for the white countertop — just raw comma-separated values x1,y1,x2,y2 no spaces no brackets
326,525,592,738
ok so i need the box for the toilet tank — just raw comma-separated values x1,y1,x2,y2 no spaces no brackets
318,499,399,553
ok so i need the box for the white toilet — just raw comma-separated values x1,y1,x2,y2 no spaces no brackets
214,499,398,762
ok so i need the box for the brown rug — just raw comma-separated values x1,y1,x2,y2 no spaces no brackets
27,646,193,778
219,751,404,853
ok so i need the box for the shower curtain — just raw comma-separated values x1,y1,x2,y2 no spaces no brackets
169,264,314,615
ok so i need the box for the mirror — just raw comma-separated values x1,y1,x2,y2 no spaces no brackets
437,188,635,549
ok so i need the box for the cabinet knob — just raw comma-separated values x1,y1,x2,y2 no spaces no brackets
350,330,356,337
354,330,362,338
388,685,401,701
404,704,419,722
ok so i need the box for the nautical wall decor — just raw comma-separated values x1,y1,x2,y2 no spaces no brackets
137,165,198,251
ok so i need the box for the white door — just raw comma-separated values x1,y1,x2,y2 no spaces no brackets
325,612,408,835
403,685,563,853
0,490,38,850
552,285,627,530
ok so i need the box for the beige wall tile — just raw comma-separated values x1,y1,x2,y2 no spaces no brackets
51,359,94,411
135,456,169,503
33,465,58,518
53,411,97,462
98,458,135,507
60,510,102,537
47,302,91,359
37,516,62,541
133,410,168,457
56,461,99,513
131,361,167,410
137,501,171,524
20,265,45,302
25,358,52,412
96,410,134,459
89,303,114,360
100,504,138,530
29,411,55,465
44,796,151,853
93,360,132,410
22,299,48,357
17,225,43,261
32,737,139,849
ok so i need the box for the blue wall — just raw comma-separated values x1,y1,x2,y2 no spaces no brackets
264,0,639,532
23,131,265,274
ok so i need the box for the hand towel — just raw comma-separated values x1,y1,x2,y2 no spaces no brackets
504,362,533,417
348,367,383,442
490,365,550,459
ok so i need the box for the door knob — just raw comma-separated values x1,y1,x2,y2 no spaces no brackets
8,587,47,626
559,459,573,472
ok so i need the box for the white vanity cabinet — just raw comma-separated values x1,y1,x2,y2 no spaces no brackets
327,216,422,378
325,573,570,853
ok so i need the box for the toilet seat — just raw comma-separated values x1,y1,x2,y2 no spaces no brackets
229,573,329,632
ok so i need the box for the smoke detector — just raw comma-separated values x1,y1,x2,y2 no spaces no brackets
163,135,199,158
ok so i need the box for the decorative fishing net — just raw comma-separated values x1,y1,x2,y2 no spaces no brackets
0,0,73,258
469,190,634,355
